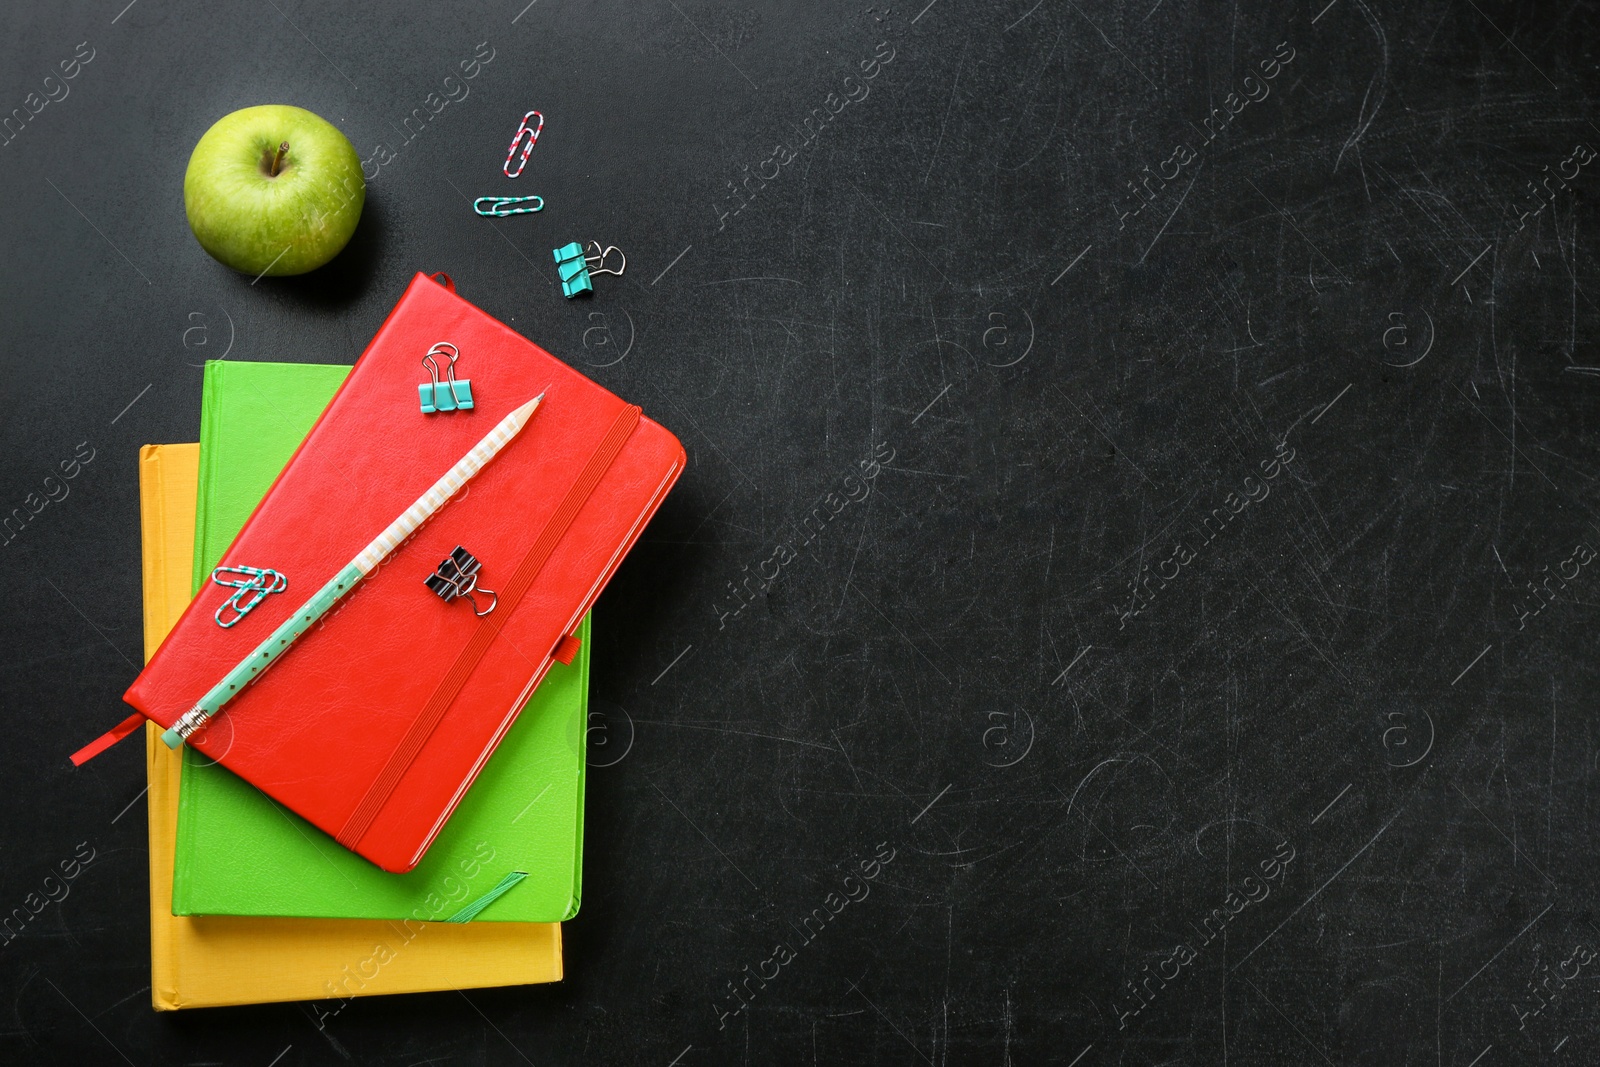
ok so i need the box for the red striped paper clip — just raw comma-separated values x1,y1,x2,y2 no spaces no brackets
503,110,544,178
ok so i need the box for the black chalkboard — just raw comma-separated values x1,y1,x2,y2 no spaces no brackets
3,0,1598,1063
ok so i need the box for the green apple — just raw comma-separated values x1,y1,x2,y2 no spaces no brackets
183,104,365,276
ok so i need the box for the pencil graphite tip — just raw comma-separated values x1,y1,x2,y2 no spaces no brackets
507,393,544,432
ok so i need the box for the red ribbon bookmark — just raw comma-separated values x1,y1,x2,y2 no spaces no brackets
70,711,147,766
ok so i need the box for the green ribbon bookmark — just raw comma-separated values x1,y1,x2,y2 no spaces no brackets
444,871,529,923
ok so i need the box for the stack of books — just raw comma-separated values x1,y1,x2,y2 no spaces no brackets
110,273,683,1009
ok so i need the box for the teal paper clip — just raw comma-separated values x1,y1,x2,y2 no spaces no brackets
474,195,544,217
210,565,288,628
420,342,474,414
552,241,625,299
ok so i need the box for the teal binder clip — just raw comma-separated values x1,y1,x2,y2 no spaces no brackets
552,241,626,299
420,342,474,413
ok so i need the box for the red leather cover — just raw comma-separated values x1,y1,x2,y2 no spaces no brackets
123,273,685,872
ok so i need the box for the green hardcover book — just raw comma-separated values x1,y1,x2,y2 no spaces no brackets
173,360,587,922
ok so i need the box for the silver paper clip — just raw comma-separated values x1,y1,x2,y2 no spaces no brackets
425,546,498,616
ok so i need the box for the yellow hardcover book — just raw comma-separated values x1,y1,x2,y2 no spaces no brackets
141,444,563,1010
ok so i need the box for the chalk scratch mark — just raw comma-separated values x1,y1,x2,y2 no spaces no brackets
848,181,955,286
1052,386,1154,486
1451,782,1557,887
664,0,760,90
1463,0,1558,89
455,990,537,1066
1244,177,1351,284
1137,172,1199,265
45,178,153,286
1240,574,1354,688
1234,810,1400,970
1006,0,1048,32
44,577,140,671
1311,383,1353,424
1052,645,1092,685
1451,644,1492,686
651,245,693,286
849,580,951,683
652,644,693,685
1067,1,1160,91
1243,979,1336,1066
1311,783,1351,824
111,785,150,825
923,42,968,185
45,979,136,1066
848,980,934,1065
634,718,834,751
1449,904,1553,1001
1450,244,1493,288
1052,244,1094,284
263,0,359,93
1492,544,1513,585
911,783,953,824
1333,0,1387,173
110,384,153,425
913,384,952,425
651,782,764,895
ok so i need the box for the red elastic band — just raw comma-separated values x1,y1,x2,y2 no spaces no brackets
336,403,641,850
552,633,582,666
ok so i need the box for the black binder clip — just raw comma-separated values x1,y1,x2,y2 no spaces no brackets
425,546,497,616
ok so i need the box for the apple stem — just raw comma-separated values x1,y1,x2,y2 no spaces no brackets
270,141,289,177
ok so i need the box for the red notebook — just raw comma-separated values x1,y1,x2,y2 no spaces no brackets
120,273,684,872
